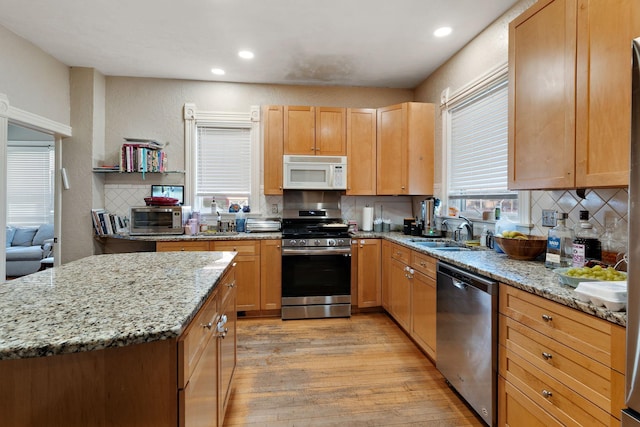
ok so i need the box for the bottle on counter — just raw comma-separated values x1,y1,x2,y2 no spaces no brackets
601,218,627,266
545,212,574,268
572,210,601,267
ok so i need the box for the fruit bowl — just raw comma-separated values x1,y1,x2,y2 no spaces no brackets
493,235,547,260
553,266,627,288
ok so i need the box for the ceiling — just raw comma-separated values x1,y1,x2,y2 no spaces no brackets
0,0,519,89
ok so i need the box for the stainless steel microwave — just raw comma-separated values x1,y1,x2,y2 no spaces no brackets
129,206,184,235
283,155,347,190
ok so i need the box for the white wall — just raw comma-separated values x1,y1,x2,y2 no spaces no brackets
0,25,70,126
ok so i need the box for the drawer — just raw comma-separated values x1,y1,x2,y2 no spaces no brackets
411,251,436,278
500,314,622,416
500,286,623,370
178,289,219,389
499,375,563,427
157,241,210,252
389,243,410,264
500,346,617,427
211,240,259,255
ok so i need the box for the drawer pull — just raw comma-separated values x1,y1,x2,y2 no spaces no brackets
202,322,213,330
420,262,427,267
541,390,553,398
217,314,228,338
226,280,236,288
542,352,553,360
541,314,553,322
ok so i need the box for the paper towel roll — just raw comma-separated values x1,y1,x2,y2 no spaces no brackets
362,207,374,231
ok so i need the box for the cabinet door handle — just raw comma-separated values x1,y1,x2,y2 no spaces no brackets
202,322,213,330
542,352,553,360
541,390,553,398
541,314,553,322
276,245,281,249
226,280,236,288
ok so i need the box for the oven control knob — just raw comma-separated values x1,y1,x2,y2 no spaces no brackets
314,239,321,246
299,239,306,246
290,240,297,246
327,239,336,246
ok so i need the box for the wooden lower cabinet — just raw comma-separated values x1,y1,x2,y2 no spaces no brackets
410,270,436,360
499,375,563,427
499,285,625,426
210,241,260,312
353,238,381,308
260,239,282,310
157,240,210,252
388,256,411,331
382,242,437,360
381,240,392,311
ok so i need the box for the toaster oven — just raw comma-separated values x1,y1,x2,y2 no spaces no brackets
129,206,184,235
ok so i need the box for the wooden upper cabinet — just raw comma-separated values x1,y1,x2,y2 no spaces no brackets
284,106,346,155
284,106,316,155
509,0,638,189
377,102,434,195
508,0,577,190
575,0,638,187
316,107,347,155
263,105,284,195
346,108,377,195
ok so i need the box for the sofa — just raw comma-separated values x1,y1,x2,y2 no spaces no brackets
6,224,54,277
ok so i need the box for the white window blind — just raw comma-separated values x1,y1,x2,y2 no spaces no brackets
449,78,514,198
6,145,55,225
196,126,251,196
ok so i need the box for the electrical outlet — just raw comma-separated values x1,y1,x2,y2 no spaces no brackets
542,209,557,227
271,204,278,214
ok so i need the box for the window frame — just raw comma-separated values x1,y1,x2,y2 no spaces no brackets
440,63,530,225
6,142,56,226
184,104,260,213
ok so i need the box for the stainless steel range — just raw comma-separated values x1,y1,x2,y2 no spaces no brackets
281,190,351,320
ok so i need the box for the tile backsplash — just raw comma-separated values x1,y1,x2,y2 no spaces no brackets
530,188,628,236
105,185,629,239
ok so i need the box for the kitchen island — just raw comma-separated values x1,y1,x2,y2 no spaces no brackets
0,251,237,427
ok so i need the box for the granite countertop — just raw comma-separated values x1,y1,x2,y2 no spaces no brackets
108,231,282,241
353,231,627,327
0,251,236,360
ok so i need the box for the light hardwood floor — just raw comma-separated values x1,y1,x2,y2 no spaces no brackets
224,313,485,426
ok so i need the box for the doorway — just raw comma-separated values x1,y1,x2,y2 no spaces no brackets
5,124,56,279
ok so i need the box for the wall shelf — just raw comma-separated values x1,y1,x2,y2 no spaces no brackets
93,168,184,174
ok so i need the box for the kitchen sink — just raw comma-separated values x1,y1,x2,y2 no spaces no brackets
433,246,470,252
411,240,471,251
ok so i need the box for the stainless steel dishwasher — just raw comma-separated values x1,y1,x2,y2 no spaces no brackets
436,261,498,427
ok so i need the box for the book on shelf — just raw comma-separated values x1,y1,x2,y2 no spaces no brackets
91,209,126,236
120,144,167,172
123,138,164,150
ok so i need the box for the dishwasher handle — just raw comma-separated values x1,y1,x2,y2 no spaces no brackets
452,279,468,291
436,261,497,295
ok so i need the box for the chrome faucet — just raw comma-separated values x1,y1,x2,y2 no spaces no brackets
455,216,474,242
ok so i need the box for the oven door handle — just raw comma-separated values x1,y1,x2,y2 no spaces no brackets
282,247,352,256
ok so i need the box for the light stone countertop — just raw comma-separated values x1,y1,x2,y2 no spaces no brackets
0,251,236,360
109,232,282,242
353,231,627,327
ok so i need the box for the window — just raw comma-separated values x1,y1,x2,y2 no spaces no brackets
7,144,55,225
442,65,525,222
184,104,260,213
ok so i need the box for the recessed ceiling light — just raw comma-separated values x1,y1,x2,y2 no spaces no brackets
211,68,225,75
238,50,254,59
434,27,452,38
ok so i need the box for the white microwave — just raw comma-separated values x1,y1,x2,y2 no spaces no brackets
283,155,347,190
